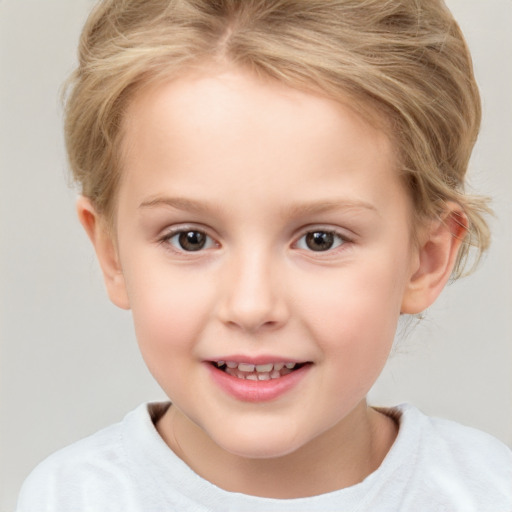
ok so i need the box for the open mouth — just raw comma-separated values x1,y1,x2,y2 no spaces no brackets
210,361,308,381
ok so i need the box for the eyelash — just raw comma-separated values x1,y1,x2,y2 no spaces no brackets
158,227,351,254
159,227,216,253
294,229,349,253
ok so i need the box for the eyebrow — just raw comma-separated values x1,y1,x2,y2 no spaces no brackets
139,196,379,218
139,196,222,216
284,199,379,218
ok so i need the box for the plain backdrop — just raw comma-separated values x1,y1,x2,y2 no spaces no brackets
1,1,511,510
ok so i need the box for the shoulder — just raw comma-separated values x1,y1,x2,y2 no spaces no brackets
402,404,512,470
16,403,156,512
389,404,512,508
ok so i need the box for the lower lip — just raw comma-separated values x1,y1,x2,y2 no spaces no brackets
206,363,310,403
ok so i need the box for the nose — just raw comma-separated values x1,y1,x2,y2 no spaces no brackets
217,250,289,333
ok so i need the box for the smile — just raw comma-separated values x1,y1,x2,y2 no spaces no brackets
207,359,311,402
212,361,306,381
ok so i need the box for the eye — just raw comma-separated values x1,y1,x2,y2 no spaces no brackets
165,230,215,252
296,230,346,252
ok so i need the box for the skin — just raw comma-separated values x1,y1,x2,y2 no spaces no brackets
78,66,466,498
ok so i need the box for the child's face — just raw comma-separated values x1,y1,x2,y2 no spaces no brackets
99,67,422,458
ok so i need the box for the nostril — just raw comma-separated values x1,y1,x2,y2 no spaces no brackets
216,267,289,332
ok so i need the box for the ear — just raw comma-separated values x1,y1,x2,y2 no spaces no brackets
401,204,468,314
76,196,130,310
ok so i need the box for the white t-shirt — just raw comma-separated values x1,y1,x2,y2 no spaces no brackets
17,402,512,512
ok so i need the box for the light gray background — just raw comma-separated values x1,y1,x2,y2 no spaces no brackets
1,1,511,510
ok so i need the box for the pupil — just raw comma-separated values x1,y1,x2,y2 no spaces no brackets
306,231,333,251
179,231,206,251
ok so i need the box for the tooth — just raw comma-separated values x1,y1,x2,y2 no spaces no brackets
285,363,296,369
216,361,225,367
258,373,270,381
246,374,258,381
270,370,281,379
273,363,284,371
238,363,255,372
226,361,238,369
255,363,273,373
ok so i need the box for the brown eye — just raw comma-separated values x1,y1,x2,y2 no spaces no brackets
305,232,334,251
167,230,212,252
297,231,345,252
179,231,206,251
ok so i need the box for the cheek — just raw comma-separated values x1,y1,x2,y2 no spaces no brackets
124,266,214,368
298,257,406,361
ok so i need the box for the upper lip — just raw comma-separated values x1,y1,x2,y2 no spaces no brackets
207,355,308,365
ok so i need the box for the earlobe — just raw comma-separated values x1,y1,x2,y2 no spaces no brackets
76,197,131,310
401,205,468,314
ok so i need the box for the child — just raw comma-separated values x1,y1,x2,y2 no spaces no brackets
16,0,512,510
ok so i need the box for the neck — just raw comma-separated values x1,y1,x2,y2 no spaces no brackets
157,401,398,499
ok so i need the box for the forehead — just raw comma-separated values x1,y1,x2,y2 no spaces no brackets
117,66,406,221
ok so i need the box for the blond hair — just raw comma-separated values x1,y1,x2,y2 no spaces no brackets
64,0,491,278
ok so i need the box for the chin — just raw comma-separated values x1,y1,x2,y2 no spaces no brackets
209,422,312,460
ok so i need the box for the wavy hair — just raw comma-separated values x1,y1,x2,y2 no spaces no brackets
64,0,491,277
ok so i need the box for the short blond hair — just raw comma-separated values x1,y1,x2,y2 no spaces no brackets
64,0,490,278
